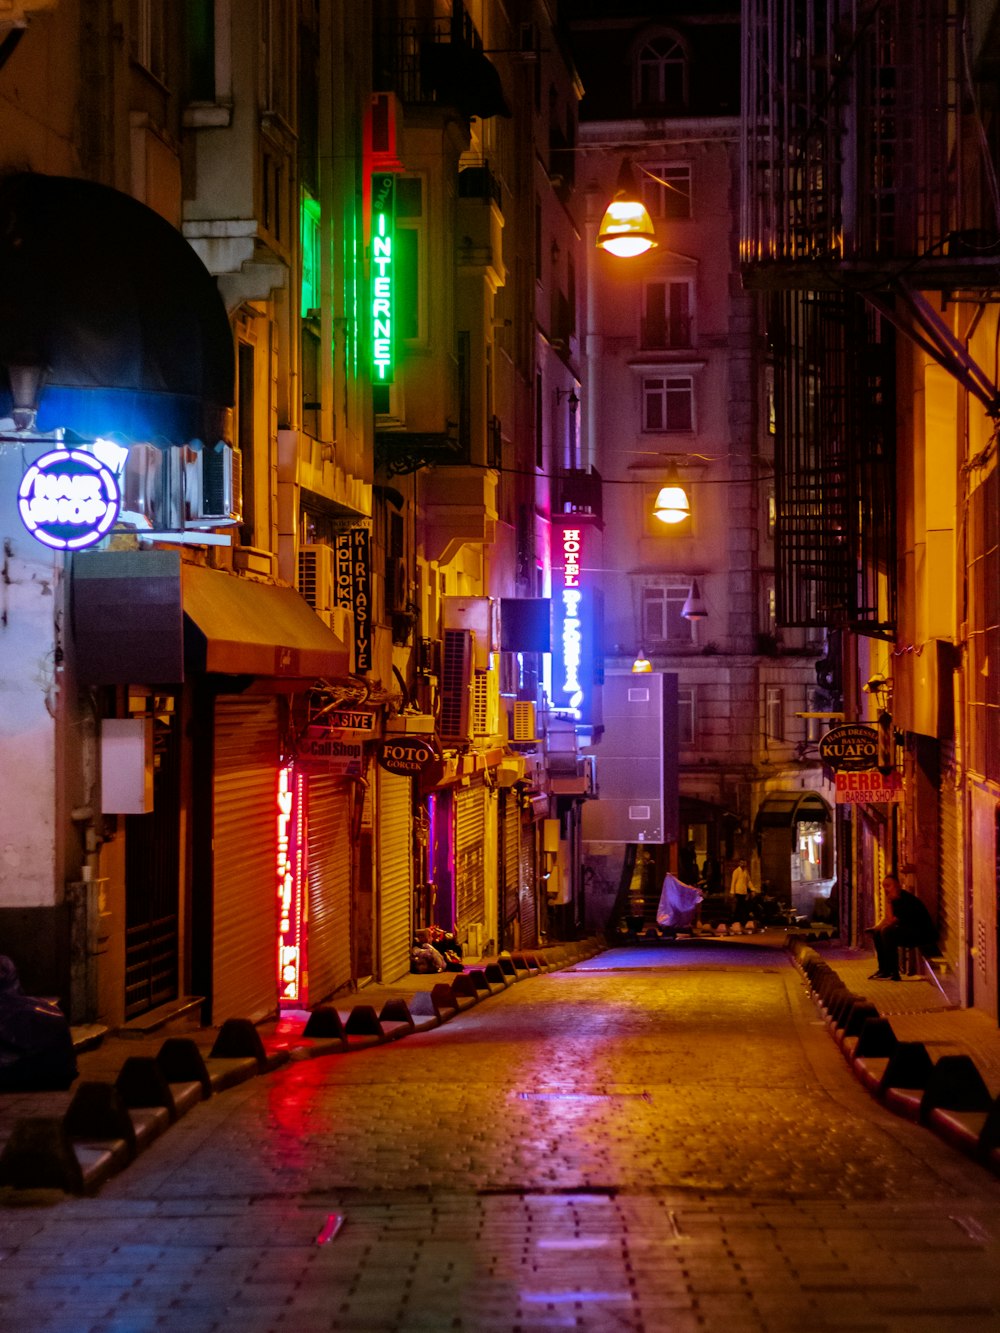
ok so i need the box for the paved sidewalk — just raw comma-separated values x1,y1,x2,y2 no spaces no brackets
0,939,600,1188
807,944,1000,1095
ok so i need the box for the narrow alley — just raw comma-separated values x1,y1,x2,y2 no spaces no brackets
2,943,999,1332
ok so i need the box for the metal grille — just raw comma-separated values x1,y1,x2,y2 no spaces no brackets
938,740,962,979
741,0,968,276
212,696,280,1025
306,774,352,1005
124,707,180,1020
377,769,413,984
771,288,896,635
501,791,520,947
967,467,1000,779
519,818,538,948
455,779,486,934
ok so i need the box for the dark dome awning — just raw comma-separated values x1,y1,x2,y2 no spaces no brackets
0,172,234,448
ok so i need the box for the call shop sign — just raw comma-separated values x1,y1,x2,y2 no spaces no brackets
818,723,879,772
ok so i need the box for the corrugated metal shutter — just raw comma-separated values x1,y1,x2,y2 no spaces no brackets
455,778,486,935
938,741,961,978
213,696,279,1024
377,770,412,982
501,791,520,941
306,774,352,1004
519,817,538,947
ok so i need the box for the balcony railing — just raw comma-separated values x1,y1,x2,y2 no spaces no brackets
741,0,974,286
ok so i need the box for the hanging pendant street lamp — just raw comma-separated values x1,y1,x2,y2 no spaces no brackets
632,648,653,673
652,465,690,524
596,159,658,258
681,578,708,621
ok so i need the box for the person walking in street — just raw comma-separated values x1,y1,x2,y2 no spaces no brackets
867,873,938,980
729,858,754,922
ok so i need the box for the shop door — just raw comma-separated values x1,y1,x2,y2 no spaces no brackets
306,773,352,1004
500,791,520,949
212,695,280,1024
455,779,486,944
124,705,181,1019
519,817,538,948
377,770,413,983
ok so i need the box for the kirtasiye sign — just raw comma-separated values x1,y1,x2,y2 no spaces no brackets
19,448,121,550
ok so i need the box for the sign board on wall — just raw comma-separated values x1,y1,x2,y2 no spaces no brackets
377,736,438,776
334,528,372,674
297,727,365,778
818,724,879,771
19,448,121,550
370,173,395,383
834,771,903,804
550,518,599,726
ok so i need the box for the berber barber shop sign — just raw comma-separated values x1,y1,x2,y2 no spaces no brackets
818,723,879,772
377,736,437,776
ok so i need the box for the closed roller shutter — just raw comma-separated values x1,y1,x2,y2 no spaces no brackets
501,791,520,944
519,817,538,947
306,774,352,1004
938,741,961,977
213,696,279,1024
377,770,413,983
455,778,486,936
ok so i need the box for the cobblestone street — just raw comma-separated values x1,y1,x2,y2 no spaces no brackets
2,944,1000,1332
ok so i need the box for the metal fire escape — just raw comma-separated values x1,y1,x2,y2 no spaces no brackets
741,0,1000,637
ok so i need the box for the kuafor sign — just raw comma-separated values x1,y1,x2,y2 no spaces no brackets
818,723,879,772
377,736,437,776
835,770,903,804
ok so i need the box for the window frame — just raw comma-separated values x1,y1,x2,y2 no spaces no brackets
642,374,695,434
676,684,696,746
639,162,692,221
642,278,694,350
641,582,696,648
634,31,689,111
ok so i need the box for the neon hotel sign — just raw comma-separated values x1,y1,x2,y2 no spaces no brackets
553,524,591,722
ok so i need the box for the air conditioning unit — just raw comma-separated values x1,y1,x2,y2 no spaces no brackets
298,543,335,611
472,668,500,737
320,606,353,639
510,700,538,744
443,596,499,671
440,628,475,742
185,444,242,527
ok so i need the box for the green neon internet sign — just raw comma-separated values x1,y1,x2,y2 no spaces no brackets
371,174,395,383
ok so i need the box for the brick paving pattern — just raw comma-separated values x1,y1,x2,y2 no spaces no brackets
2,942,1000,1330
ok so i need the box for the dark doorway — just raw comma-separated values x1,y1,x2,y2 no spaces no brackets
124,705,181,1018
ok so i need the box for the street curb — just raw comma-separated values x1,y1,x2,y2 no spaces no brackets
0,936,603,1203
789,937,1000,1175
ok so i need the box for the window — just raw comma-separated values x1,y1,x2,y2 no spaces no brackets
395,176,424,343
640,163,691,220
642,584,695,646
636,33,688,110
260,0,293,123
765,686,785,741
643,376,694,432
677,685,696,745
643,280,693,349
804,686,828,744
130,0,167,82
237,342,256,546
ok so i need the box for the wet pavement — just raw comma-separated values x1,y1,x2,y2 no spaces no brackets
2,942,1000,1331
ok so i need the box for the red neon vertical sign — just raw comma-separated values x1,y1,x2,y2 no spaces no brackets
277,766,307,1006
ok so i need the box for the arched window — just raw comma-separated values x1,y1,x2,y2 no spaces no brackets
635,32,688,111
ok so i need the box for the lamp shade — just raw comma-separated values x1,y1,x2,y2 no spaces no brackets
632,649,653,673
652,466,690,524
681,578,708,621
596,160,657,258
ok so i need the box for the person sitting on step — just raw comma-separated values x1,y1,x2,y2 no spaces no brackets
867,874,938,981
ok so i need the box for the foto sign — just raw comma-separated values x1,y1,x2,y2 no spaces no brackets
377,736,437,776
818,723,879,772
333,527,372,674
371,173,395,383
19,448,121,550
